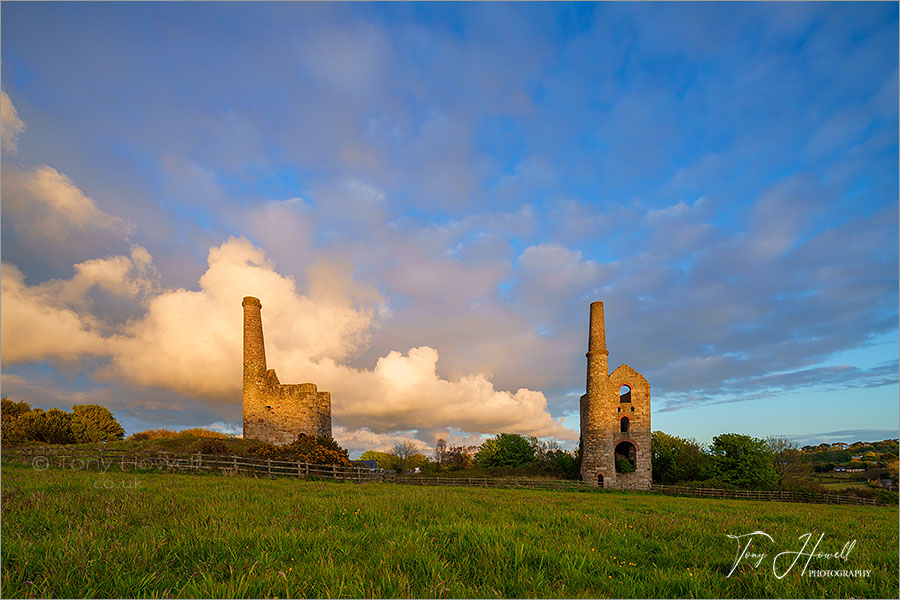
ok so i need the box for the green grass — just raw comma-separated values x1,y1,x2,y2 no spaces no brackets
820,481,871,491
2,463,897,598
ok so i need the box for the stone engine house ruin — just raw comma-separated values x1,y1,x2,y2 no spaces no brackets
580,301,651,489
242,296,332,445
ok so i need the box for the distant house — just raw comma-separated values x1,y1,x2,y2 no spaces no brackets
846,468,865,473
830,442,847,450
851,455,863,460
834,466,846,472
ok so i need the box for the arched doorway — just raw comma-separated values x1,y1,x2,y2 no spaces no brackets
597,473,604,487
614,441,636,473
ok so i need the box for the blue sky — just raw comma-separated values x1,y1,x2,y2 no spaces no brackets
1,2,897,453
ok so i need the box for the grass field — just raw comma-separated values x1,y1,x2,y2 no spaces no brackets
2,463,897,599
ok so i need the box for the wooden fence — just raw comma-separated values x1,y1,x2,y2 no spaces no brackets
395,475,591,491
0,446,395,483
0,447,882,505
650,483,877,506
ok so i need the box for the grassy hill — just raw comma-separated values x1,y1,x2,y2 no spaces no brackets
2,463,897,598
7,433,265,456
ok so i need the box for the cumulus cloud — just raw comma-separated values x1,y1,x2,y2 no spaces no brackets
2,165,133,242
333,426,426,454
2,236,575,443
102,237,380,399
1,264,108,363
1,91,25,155
302,346,574,440
1,246,159,364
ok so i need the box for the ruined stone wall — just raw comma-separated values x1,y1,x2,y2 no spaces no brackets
242,296,333,445
580,301,652,490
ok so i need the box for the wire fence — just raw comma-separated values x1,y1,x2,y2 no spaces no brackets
0,446,880,505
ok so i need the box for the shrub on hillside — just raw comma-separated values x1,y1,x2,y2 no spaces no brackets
40,408,76,444
1,398,29,444
249,434,352,466
2,401,76,445
70,404,125,443
129,427,231,441
129,428,178,441
1,397,32,424
179,428,230,439
199,438,228,454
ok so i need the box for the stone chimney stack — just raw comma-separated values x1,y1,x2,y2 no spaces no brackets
242,296,266,385
586,300,609,398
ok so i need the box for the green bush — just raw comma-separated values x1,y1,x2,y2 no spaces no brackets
708,433,778,489
1,398,32,443
616,455,635,474
1,397,32,422
249,434,352,466
475,433,535,468
42,408,76,444
876,489,899,505
70,404,125,443
199,438,228,454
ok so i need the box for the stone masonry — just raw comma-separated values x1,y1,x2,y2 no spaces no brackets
580,301,652,489
242,296,332,445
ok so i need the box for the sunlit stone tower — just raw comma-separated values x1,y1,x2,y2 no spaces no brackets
580,301,651,489
242,296,332,444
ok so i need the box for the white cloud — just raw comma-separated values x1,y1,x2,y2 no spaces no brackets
1,91,25,155
333,426,425,454
3,235,577,442
2,165,133,241
0,264,108,363
1,247,159,364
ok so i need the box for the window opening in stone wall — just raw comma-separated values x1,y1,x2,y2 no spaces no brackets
614,441,636,473
620,416,630,433
620,384,631,403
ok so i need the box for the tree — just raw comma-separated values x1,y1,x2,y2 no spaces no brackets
433,438,449,467
475,433,535,468
1,397,31,423
42,408,76,444
709,433,778,489
651,431,708,483
70,404,125,443
766,436,811,489
389,441,426,473
887,457,899,481
1,397,32,443
359,450,396,470
444,444,476,470
15,409,49,443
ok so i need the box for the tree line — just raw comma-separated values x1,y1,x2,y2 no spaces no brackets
651,431,899,490
1,398,125,444
360,433,581,477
